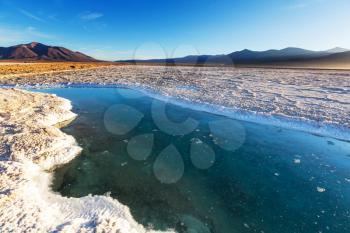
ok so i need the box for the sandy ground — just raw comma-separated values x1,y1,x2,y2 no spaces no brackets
0,88,173,233
0,62,110,78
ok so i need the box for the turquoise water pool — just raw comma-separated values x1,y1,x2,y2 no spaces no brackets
37,88,350,233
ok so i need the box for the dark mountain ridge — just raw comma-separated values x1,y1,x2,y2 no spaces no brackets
118,47,350,67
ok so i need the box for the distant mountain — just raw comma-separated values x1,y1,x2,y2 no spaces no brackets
309,51,350,65
324,47,349,53
0,42,97,61
228,47,328,62
118,47,350,68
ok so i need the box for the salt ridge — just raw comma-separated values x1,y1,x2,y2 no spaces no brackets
0,88,173,233
2,82,349,141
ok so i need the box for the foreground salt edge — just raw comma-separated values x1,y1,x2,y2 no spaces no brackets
0,88,173,233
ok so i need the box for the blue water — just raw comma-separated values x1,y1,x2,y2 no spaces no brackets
36,88,350,233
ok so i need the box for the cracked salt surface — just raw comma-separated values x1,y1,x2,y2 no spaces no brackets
0,65,349,140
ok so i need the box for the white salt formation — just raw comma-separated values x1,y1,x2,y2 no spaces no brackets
0,65,348,140
0,88,173,233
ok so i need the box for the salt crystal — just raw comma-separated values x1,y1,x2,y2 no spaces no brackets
294,159,301,164
121,162,128,167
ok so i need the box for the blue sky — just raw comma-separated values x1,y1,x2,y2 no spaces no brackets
0,0,349,60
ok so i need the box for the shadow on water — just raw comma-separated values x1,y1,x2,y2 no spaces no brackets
36,88,350,233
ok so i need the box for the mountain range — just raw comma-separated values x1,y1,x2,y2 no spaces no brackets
118,47,350,68
0,42,96,62
1,42,350,68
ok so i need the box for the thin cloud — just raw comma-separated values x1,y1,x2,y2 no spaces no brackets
0,26,55,45
286,0,326,10
19,9,45,23
78,47,133,61
0,27,24,44
48,14,59,22
26,26,54,39
79,11,103,21
288,3,308,9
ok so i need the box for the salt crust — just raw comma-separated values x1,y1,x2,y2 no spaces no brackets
0,88,173,233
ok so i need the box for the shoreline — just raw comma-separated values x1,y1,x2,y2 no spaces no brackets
2,83,349,141
0,88,172,232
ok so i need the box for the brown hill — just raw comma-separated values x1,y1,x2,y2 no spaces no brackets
0,42,97,61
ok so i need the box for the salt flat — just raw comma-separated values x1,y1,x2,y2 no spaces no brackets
1,65,349,131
